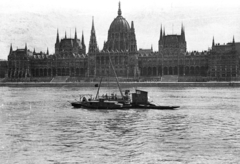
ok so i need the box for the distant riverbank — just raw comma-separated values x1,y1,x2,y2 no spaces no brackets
1,81,240,87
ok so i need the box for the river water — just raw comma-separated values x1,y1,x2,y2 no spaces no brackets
0,87,240,164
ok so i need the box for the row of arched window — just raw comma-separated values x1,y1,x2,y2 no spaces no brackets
140,66,208,76
30,68,86,77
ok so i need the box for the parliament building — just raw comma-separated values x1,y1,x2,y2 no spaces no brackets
4,2,240,82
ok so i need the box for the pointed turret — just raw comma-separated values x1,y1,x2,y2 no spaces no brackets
181,23,184,34
9,43,13,55
33,48,36,54
181,24,186,42
25,43,27,51
160,24,162,41
65,31,67,39
82,31,86,54
82,31,85,46
233,36,235,44
47,48,49,55
163,27,166,45
103,41,106,49
151,44,153,52
56,29,59,43
212,37,215,47
131,21,134,29
118,1,122,16
74,28,77,41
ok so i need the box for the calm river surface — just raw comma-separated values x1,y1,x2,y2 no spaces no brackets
0,87,240,164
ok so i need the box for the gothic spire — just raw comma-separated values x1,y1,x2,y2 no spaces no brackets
65,31,67,39
181,24,185,42
56,29,59,43
89,17,98,53
33,48,35,54
91,16,95,32
47,48,49,55
233,36,235,44
118,1,122,16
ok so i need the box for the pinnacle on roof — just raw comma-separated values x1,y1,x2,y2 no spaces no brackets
160,24,162,40
131,21,134,29
181,23,186,42
82,31,85,46
75,28,77,40
56,29,59,43
91,16,95,32
212,36,215,47
181,23,184,33
10,43,13,54
118,1,122,16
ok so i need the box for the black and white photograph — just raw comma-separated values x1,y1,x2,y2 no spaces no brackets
0,0,240,163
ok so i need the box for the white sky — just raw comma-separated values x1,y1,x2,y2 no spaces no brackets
0,0,240,59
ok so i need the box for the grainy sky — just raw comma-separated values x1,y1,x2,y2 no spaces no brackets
0,0,240,59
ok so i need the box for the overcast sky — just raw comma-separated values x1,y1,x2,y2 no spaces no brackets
0,0,240,59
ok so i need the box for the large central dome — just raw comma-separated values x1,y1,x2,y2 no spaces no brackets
103,2,137,52
109,4,130,32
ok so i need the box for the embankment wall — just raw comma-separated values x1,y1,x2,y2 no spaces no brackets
1,82,240,87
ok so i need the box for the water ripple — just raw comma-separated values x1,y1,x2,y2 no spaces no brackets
0,87,240,163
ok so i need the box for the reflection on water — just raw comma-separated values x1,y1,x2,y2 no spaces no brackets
0,87,240,163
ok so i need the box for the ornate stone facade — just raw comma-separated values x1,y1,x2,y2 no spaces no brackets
208,38,240,81
7,30,88,81
4,2,240,82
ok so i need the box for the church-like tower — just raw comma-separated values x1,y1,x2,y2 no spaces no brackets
158,24,186,51
88,17,98,53
54,29,85,55
158,24,187,76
